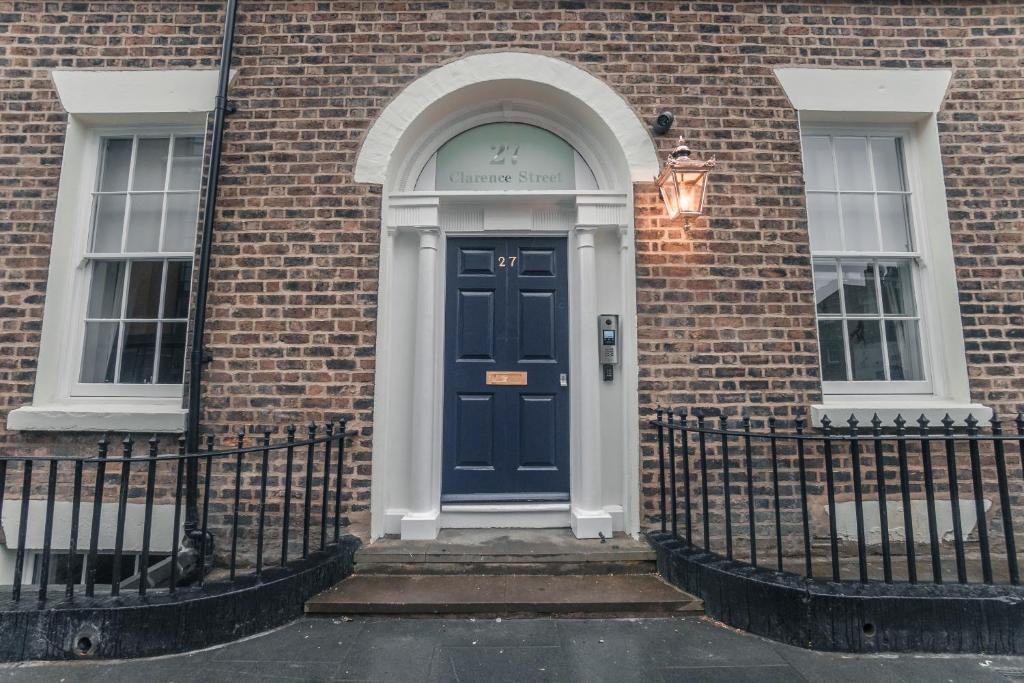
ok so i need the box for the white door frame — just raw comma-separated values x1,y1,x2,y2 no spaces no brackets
355,52,659,541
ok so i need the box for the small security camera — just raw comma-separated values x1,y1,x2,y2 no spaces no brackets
652,110,674,136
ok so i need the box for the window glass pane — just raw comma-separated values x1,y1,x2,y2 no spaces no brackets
125,261,163,319
163,261,192,319
879,260,916,316
169,136,203,191
157,322,188,384
91,194,126,253
818,320,848,381
131,137,169,191
806,193,841,252
871,137,905,191
877,194,912,252
125,194,163,252
834,137,872,191
802,136,835,192
886,320,925,381
840,194,879,251
86,261,126,318
81,322,119,383
98,138,132,192
841,261,878,314
163,192,200,252
848,319,885,380
119,322,157,383
813,261,841,315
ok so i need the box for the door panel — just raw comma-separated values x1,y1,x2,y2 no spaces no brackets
442,237,570,502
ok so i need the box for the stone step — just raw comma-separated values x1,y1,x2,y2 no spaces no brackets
353,528,657,576
305,574,703,617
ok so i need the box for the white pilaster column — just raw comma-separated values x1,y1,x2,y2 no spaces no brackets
401,226,442,540
570,226,614,539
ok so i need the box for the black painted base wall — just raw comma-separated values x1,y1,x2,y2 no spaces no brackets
0,535,361,662
648,532,1024,654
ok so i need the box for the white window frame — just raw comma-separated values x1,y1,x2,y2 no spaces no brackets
70,126,202,400
803,124,934,398
6,69,222,433
775,67,990,423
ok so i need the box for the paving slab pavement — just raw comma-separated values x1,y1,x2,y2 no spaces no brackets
1,615,1022,682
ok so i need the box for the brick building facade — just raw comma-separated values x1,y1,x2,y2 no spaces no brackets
0,2,1021,556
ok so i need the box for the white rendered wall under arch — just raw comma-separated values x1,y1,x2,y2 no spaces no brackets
359,52,659,540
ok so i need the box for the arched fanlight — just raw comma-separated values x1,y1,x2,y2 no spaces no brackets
656,138,715,222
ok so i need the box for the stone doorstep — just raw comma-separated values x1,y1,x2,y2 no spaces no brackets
304,574,704,616
354,528,657,566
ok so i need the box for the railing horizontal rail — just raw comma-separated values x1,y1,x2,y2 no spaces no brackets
650,407,1023,588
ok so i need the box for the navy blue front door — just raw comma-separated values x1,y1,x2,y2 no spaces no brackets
442,237,570,502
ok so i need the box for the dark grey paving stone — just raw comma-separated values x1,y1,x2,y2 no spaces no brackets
430,645,571,683
658,664,801,682
332,621,443,681
208,618,364,663
556,617,788,669
415,616,562,647
773,644,1018,683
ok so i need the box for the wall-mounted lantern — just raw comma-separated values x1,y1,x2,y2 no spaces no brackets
656,138,715,222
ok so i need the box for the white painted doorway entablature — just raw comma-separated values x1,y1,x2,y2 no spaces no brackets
357,52,659,541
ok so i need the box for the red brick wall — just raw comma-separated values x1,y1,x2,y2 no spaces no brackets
0,2,1022,533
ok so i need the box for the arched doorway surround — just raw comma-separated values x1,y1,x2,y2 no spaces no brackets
357,52,659,540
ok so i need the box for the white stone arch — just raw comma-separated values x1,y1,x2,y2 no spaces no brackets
354,51,659,187
362,52,655,541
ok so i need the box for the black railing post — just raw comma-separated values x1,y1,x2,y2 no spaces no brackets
229,429,244,580
110,435,134,597
917,415,942,584
138,436,159,595
85,435,109,598
303,423,316,558
795,416,812,578
667,410,679,538
321,421,333,550
170,437,186,593
965,415,993,584
282,425,296,566
894,415,917,583
769,417,782,572
334,420,346,542
12,459,32,601
848,416,868,583
677,409,692,546
256,429,271,579
38,459,58,603
942,414,968,583
720,415,733,560
743,416,756,568
872,414,893,583
66,459,83,600
821,416,840,582
697,412,710,551
656,407,666,533
198,434,214,587
991,414,1019,585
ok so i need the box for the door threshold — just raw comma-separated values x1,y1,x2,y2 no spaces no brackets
440,502,571,529
441,502,570,513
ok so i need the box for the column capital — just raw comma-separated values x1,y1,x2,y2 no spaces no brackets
575,192,628,230
386,194,441,235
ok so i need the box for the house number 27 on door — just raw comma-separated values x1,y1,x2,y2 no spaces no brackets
497,255,517,268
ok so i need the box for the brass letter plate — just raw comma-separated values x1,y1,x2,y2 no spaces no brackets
486,371,528,386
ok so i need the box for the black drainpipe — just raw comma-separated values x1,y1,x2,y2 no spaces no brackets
185,0,240,538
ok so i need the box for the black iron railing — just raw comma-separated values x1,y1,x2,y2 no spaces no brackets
0,421,349,604
650,408,1024,586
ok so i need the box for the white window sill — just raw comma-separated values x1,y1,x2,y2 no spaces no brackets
810,398,993,428
6,403,186,433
